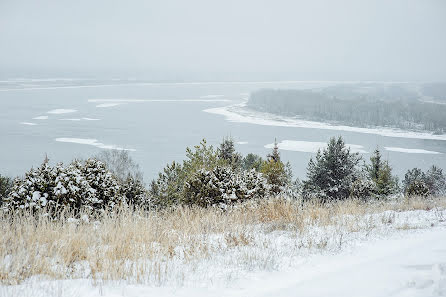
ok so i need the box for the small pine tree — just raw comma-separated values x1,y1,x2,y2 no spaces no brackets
267,139,281,163
218,137,242,169
302,136,362,201
425,165,446,196
0,174,13,206
242,153,263,171
403,168,425,194
366,148,398,197
261,139,289,195
149,161,184,208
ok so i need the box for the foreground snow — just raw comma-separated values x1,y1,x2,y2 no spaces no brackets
3,209,446,297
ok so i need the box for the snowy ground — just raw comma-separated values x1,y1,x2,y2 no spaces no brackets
2,209,446,297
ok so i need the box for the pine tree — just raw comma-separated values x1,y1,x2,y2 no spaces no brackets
267,138,281,163
302,136,362,201
425,165,446,196
217,137,242,169
242,153,263,171
261,139,289,195
0,174,13,205
366,148,398,197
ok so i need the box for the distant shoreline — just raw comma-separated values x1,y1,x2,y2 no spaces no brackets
204,103,446,141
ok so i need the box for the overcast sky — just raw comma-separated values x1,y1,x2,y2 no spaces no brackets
1,0,445,81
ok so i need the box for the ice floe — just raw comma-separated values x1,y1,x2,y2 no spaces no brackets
58,118,100,121
96,103,126,108
384,147,442,155
89,99,231,103
55,138,135,151
200,95,225,98
33,115,49,120
47,109,77,114
265,140,368,154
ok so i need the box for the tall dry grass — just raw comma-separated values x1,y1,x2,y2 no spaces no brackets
0,196,445,286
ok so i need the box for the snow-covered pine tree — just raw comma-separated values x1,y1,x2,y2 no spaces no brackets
7,159,57,210
53,160,94,210
302,136,362,201
425,165,446,196
80,158,121,210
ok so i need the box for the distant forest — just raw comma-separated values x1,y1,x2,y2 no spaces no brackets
247,84,446,134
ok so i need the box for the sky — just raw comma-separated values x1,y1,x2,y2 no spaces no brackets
1,0,445,81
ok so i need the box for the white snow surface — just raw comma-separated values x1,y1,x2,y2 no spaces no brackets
55,138,135,151
47,109,77,114
204,104,446,141
265,140,368,153
385,147,442,155
19,122,37,126
3,209,446,297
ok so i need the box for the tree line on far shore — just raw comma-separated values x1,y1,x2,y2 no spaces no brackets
247,89,446,134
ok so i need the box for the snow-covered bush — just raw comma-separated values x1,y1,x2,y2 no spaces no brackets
121,176,149,207
183,166,268,208
406,180,430,197
53,161,95,209
80,158,121,209
6,158,124,212
7,161,56,210
350,177,376,200
403,166,446,197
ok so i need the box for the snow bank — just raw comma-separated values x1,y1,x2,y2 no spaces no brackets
265,140,368,154
204,104,446,141
55,138,135,151
385,146,442,155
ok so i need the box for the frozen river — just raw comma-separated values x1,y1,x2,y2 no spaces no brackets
1,79,445,181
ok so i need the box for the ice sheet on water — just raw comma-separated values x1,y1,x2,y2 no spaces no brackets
385,147,442,154
47,109,77,114
265,140,368,154
55,138,135,151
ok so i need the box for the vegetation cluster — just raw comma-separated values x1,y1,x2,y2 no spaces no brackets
1,136,445,214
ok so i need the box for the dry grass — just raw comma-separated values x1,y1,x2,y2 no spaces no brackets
0,196,445,286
